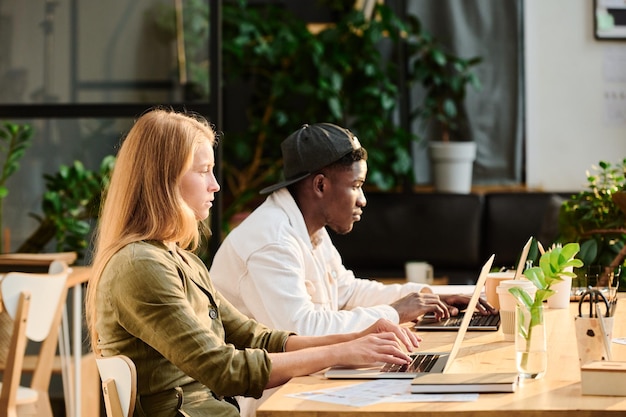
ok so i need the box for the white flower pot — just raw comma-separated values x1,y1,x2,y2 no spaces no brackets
429,141,477,194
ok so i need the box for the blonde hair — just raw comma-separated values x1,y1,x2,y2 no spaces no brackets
85,108,217,353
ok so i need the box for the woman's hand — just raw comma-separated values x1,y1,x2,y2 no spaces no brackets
268,319,421,388
357,318,421,353
337,331,415,367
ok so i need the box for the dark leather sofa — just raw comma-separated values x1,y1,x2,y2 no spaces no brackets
329,191,574,284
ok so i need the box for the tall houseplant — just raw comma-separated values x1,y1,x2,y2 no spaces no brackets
409,26,482,193
152,1,415,209
219,1,424,225
152,1,483,230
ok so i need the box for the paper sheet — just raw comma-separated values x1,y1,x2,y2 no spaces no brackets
287,379,478,407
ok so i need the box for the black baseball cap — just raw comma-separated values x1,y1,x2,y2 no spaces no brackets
260,123,362,195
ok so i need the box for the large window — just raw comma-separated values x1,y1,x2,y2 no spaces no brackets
0,0,212,105
0,0,218,260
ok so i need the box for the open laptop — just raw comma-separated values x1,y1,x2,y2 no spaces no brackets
414,237,532,331
324,254,495,379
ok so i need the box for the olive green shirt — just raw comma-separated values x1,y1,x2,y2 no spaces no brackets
96,240,291,416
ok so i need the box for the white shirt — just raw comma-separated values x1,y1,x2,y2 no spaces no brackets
210,188,428,335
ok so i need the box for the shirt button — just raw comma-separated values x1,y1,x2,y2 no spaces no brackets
209,309,218,319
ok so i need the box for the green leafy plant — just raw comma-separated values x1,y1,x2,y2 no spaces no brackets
18,156,115,259
151,0,482,232
0,122,33,253
509,243,583,369
558,159,626,269
513,243,583,307
219,1,421,214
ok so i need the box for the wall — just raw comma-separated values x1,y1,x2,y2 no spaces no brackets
525,1,626,191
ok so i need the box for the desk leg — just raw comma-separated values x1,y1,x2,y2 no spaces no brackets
60,307,74,417
73,284,82,417
60,283,83,417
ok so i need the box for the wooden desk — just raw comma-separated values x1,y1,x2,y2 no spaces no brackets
375,277,449,286
258,300,626,416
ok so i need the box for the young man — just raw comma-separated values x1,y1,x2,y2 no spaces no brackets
211,123,495,336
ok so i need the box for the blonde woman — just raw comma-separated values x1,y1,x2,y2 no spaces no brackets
85,108,420,417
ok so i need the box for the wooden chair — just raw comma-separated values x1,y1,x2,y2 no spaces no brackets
0,290,30,417
96,355,137,417
0,264,69,417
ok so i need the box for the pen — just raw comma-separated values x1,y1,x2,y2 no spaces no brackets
607,270,614,304
609,297,617,317
537,241,545,255
596,303,612,361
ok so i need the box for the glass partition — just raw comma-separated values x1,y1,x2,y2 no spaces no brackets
0,0,218,259
0,0,210,104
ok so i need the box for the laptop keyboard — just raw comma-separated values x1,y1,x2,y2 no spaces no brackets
380,353,440,373
446,313,500,327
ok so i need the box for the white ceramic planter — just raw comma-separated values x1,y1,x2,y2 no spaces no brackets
429,141,477,194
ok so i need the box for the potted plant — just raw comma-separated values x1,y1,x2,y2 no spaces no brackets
18,155,114,260
0,121,113,264
509,243,583,379
408,27,482,193
557,159,626,287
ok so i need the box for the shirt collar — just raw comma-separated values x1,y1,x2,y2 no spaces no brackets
269,188,324,248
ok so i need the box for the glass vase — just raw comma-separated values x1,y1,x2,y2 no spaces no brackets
515,304,547,379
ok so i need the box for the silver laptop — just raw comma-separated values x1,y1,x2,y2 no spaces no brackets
414,236,532,331
324,254,495,379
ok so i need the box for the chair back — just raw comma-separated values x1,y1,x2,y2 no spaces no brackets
1,269,68,341
96,355,137,417
0,266,69,417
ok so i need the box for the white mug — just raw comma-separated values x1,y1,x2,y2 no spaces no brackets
405,261,434,284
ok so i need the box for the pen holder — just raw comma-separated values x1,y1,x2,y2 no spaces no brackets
574,315,614,367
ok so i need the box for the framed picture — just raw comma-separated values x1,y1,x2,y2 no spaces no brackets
595,0,626,40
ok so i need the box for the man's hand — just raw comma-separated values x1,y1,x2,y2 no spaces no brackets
390,292,451,323
439,294,498,316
